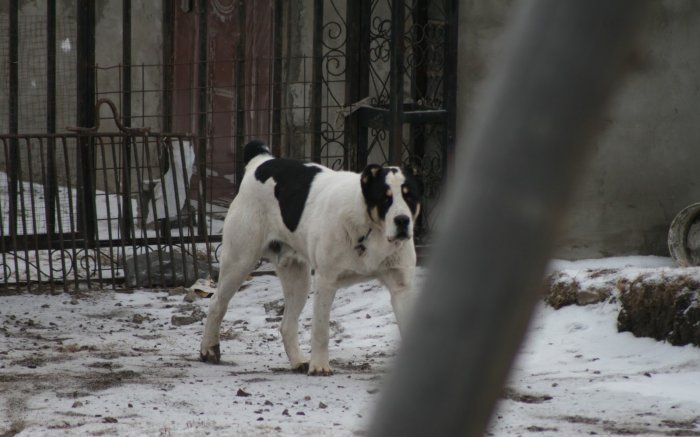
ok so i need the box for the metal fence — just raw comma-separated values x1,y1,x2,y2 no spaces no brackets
0,99,216,292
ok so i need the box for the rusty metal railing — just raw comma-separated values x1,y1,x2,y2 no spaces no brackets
0,99,217,292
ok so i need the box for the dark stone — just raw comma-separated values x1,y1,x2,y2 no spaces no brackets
171,307,206,326
124,248,218,288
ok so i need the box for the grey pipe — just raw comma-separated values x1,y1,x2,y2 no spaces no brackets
368,1,648,436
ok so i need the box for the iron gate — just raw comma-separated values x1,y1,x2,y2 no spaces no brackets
309,0,458,238
1,0,458,289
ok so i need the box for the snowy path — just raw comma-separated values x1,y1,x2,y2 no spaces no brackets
1,258,699,436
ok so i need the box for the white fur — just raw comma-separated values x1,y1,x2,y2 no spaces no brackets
200,154,417,375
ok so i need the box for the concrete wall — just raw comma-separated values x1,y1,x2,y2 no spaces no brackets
457,1,700,259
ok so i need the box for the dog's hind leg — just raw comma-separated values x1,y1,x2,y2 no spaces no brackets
308,276,338,376
276,258,311,372
200,237,260,364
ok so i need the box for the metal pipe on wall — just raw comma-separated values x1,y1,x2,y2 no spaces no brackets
367,1,648,436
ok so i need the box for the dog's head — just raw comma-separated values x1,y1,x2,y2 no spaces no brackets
361,164,423,243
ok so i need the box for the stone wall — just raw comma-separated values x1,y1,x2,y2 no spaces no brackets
457,1,700,259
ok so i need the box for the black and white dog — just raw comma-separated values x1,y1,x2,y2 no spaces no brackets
200,140,422,375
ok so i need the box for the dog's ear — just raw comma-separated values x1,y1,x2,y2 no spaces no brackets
361,164,382,183
403,165,424,197
361,164,383,200
403,164,420,178
361,163,382,186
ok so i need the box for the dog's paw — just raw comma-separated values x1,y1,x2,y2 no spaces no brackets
308,362,334,376
200,343,221,364
291,362,310,373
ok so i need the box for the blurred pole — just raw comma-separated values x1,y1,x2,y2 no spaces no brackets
368,1,648,436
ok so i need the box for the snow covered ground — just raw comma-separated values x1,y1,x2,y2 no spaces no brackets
1,256,699,436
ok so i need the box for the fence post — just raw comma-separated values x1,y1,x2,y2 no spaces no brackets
76,0,97,243
367,1,648,436
8,0,19,238
388,0,405,166
310,0,324,164
196,0,208,237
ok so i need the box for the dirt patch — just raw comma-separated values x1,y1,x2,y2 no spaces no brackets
525,425,558,433
502,387,552,404
617,275,700,346
0,420,26,437
562,415,600,425
544,271,613,309
10,355,50,369
330,360,373,373
661,418,700,430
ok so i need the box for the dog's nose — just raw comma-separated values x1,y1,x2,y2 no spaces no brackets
394,215,410,229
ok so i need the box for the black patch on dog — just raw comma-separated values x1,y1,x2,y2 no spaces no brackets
401,168,423,217
355,228,372,256
243,140,272,165
361,165,423,220
268,240,283,254
255,159,322,232
361,164,392,220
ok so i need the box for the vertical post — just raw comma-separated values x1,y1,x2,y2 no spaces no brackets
345,0,371,171
389,0,405,165
409,0,428,170
122,0,132,127
121,0,135,242
442,0,459,170
47,3,56,127
46,0,58,238
234,0,247,189
367,2,647,436
76,0,97,241
271,0,283,156
196,0,208,236
162,0,174,133
310,0,323,163
8,0,19,237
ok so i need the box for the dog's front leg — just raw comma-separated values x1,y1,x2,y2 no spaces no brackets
308,277,338,376
379,267,416,336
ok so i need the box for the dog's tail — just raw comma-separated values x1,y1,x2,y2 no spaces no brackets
243,140,272,165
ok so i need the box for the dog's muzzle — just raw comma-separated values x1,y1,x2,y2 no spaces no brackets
391,215,412,242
